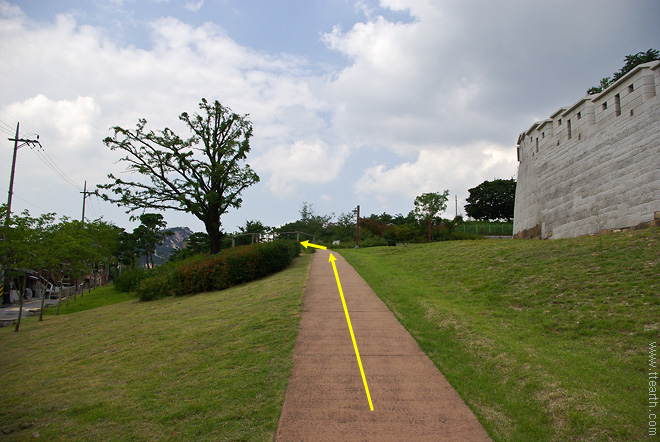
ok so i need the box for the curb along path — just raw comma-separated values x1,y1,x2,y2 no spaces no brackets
275,250,492,441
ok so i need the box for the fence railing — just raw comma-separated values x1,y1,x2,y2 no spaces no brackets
456,223,513,235
229,231,315,247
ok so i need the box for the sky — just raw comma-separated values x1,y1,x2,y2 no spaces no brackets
1,0,659,234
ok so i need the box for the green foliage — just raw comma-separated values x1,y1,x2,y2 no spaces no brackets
464,178,516,221
414,190,450,222
587,48,659,94
114,268,150,293
275,202,333,240
130,240,301,300
168,232,210,262
97,98,260,254
135,272,172,301
132,213,171,267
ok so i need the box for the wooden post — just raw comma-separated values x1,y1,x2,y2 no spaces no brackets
355,205,360,248
428,217,432,243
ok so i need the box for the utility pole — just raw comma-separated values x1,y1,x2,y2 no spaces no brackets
5,123,20,227
3,122,41,305
80,180,93,224
455,195,458,219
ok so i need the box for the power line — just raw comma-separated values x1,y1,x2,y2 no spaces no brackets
0,122,15,137
29,144,81,190
0,185,49,213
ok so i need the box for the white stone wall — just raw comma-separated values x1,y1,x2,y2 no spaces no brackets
513,61,660,239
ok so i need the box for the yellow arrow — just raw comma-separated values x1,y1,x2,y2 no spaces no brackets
329,253,374,411
300,240,327,250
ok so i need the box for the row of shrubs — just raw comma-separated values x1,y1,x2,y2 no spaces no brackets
115,240,301,301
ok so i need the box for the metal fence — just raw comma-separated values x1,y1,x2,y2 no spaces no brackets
229,231,315,247
456,223,514,235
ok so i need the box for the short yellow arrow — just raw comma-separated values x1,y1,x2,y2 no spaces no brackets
329,253,374,411
300,240,327,250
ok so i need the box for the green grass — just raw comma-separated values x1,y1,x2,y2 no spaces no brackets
0,255,311,442
339,229,660,442
42,285,136,316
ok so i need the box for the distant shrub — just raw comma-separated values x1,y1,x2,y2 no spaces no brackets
114,268,149,293
135,273,173,301
359,237,392,248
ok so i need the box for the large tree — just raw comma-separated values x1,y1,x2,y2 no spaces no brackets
414,191,450,242
132,213,171,268
98,99,260,254
464,178,516,222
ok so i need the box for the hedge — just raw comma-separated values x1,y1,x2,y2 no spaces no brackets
114,268,149,293
135,240,301,301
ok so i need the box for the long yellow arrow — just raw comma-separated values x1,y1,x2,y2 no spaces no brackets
329,253,374,411
300,240,327,250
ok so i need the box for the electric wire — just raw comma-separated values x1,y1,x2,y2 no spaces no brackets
29,145,82,191
94,194,103,218
0,185,50,213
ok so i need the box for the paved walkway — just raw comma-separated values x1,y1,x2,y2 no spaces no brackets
275,250,492,441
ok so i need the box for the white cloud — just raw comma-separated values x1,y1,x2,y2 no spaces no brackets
7,95,101,152
185,1,204,12
1,0,657,230
0,6,330,227
321,3,495,152
253,140,349,196
355,142,517,211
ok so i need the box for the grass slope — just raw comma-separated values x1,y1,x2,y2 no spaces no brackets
339,229,660,442
0,255,311,442
42,285,136,316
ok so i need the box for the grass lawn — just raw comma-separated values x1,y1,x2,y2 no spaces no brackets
339,228,660,442
0,254,311,442
42,285,136,316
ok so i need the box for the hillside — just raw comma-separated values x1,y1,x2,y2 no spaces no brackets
0,255,312,442
339,228,660,442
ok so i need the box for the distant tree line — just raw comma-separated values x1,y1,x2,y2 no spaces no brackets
169,178,516,258
0,204,181,330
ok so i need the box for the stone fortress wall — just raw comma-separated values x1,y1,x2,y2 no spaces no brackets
513,60,660,239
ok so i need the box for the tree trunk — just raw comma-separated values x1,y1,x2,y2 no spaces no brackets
207,224,222,254
14,273,26,332
428,217,432,243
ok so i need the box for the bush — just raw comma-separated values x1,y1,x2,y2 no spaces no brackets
114,268,149,293
169,240,301,298
136,273,172,301
359,237,392,248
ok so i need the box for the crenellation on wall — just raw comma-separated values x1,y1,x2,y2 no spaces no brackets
513,60,660,239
